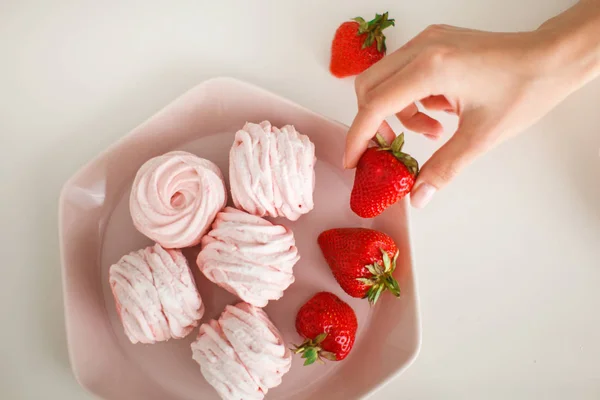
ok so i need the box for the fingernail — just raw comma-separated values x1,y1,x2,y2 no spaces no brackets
411,183,436,208
342,153,348,169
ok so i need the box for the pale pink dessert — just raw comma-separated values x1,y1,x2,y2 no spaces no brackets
130,151,227,248
197,207,299,307
191,303,292,400
229,121,316,221
109,244,204,344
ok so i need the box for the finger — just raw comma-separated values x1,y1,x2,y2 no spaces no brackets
396,104,444,138
377,120,397,145
344,111,383,169
345,64,434,168
420,95,453,112
396,103,419,120
399,113,444,139
356,38,417,92
410,127,483,208
363,64,435,117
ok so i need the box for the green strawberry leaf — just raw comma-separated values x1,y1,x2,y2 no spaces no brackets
363,34,375,49
353,17,367,25
302,347,318,366
353,12,395,53
384,276,401,297
314,333,328,344
381,20,396,29
372,285,385,305
375,133,389,148
304,358,316,366
373,262,384,275
381,249,392,273
391,133,405,153
357,277,375,286
375,35,384,52
365,263,379,276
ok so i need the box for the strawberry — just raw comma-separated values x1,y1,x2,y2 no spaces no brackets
318,228,400,304
293,292,358,365
350,133,419,218
330,12,395,78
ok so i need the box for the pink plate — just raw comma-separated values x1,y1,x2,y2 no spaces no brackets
58,77,421,400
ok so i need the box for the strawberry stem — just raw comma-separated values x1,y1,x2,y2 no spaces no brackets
292,333,336,366
358,248,401,305
373,132,419,176
352,12,395,53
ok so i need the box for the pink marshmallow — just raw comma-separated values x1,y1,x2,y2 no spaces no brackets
130,151,227,248
197,207,299,307
191,303,291,400
229,121,316,221
109,244,204,344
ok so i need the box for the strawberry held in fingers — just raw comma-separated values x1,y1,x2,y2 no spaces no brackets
330,12,395,78
350,133,419,218
294,292,357,365
318,228,400,304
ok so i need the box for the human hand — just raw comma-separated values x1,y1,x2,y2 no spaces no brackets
344,1,600,208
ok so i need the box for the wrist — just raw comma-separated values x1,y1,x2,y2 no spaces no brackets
535,1,600,89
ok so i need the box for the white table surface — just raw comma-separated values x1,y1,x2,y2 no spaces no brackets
2,1,599,399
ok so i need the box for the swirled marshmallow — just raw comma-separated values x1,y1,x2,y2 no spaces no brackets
197,207,299,307
191,303,291,400
109,244,204,344
130,151,227,248
229,121,316,221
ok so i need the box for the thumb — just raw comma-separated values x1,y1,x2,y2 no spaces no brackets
410,129,482,209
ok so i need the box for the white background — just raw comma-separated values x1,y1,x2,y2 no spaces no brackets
1,0,599,399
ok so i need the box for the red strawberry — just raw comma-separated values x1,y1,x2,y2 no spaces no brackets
350,133,419,218
293,292,358,365
318,228,400,304
330,12,395,78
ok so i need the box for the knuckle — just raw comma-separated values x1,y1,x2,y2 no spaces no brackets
357,92,385,118
354,74,367,97
420,44,455,70
422,24,444,37
428,45,449,62
357,92,376,112
427,24,444,31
